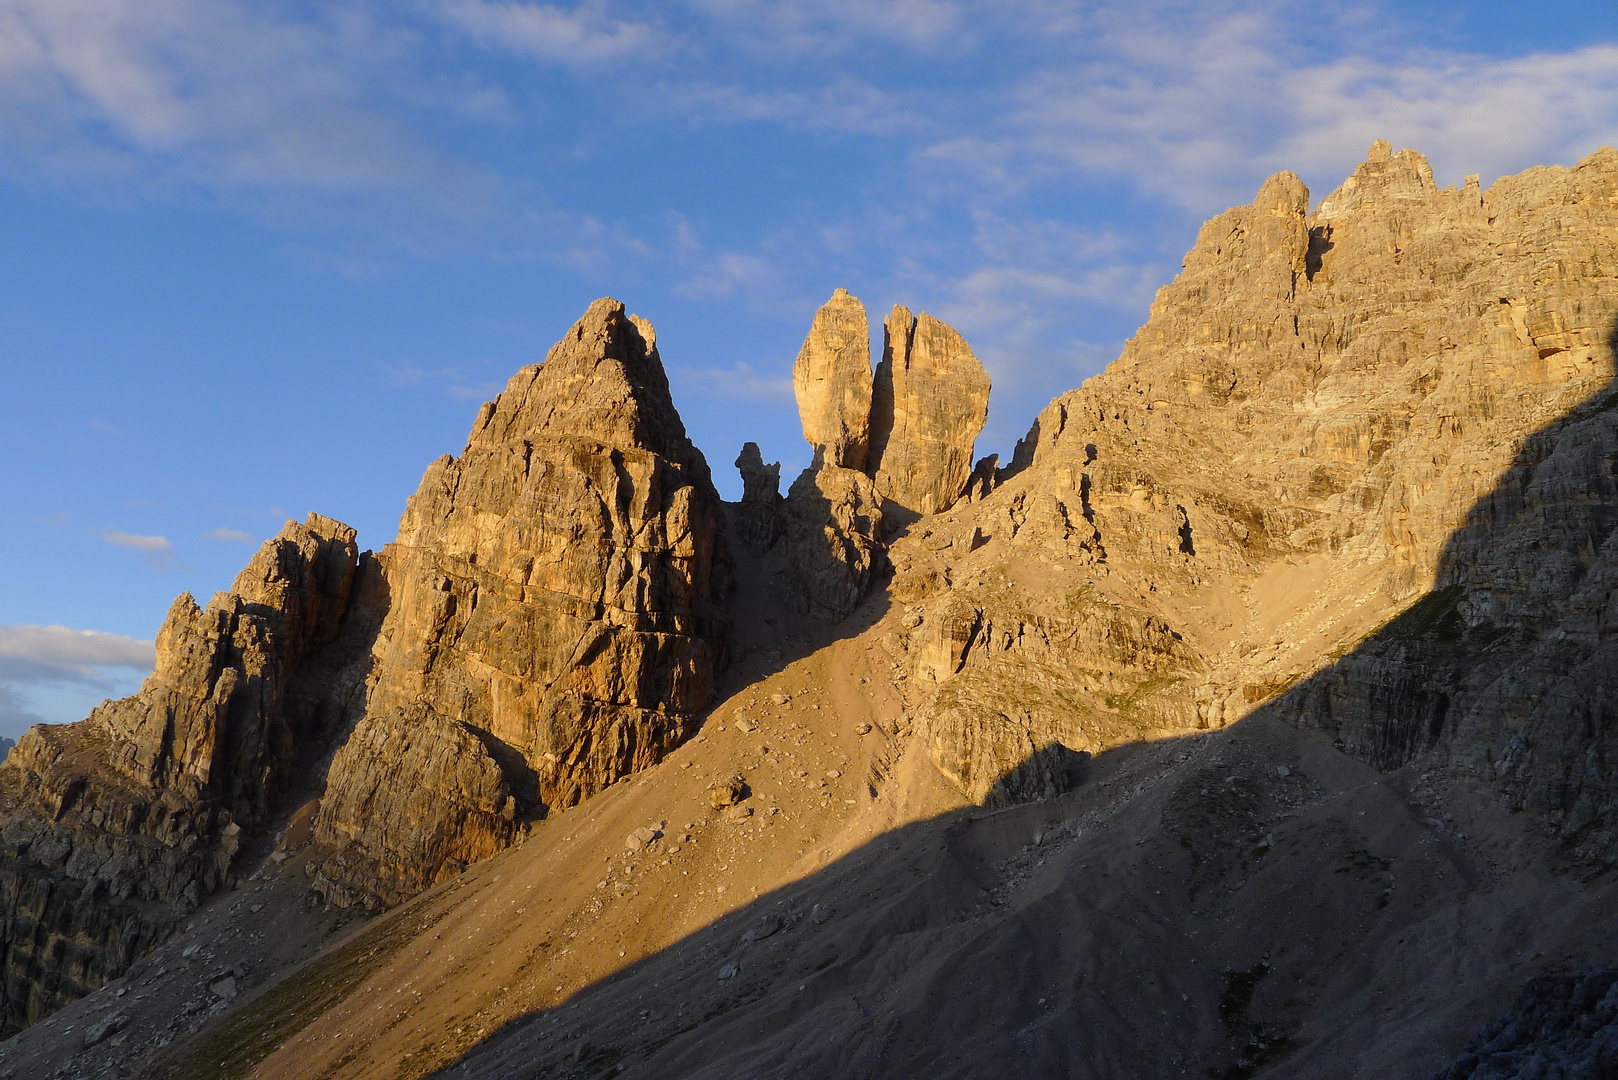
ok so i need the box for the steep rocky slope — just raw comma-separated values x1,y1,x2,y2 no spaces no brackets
1,141,1616,1080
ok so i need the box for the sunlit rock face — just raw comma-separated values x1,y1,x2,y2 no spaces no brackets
885,144,1618,838
310,298,733,906
868,304,991,520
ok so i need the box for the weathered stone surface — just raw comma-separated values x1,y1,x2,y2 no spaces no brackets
732,441,785,555
0,514,379,1034
886,142,1618,831
792,289,873,471
310,298,732,906
1432,968,1618,1080
868,305,991,518
782,465,884,622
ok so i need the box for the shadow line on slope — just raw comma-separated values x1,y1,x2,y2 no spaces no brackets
147,325,1618,1080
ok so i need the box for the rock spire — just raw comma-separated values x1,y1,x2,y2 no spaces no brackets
792,288,873,470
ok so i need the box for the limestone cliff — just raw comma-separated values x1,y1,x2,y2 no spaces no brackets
309,299,732,907
781,294,990,620
0,514,379,1034
868,304,992,520
885,143,1618,854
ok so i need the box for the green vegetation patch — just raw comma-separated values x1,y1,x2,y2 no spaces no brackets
144,905,420,1080
1214,961,1298,1080
1106,675,1184,712
1382,585,1466,644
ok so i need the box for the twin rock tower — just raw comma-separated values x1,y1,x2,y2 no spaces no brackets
738,288,992,620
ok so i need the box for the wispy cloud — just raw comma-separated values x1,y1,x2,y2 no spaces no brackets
87,418,124,435
936,10,1618,212
0,624,154,736
101,530,175,569
102,531,170,551
382,362,503,403
0,0,501,239
674,360,793,403
0,624,155,672
206,527,254,543
433,0,657,63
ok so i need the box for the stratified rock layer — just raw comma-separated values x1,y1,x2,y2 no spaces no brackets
885,143,1618,840
311,299,732,906
792,288,873,470
0,514,378,1034
869,305,992,519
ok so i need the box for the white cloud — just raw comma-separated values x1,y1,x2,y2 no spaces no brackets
0,626,153,737
0,624,156,672
0,0,499,239
941,11,1618,213
681,0,969,54
434,0,655,62
102,531,171,551
206,527,254,543
665,75,919,135
673,360,793,403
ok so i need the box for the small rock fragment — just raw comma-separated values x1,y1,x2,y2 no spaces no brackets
810,904,831,925
853,723,872,735
82,1011,128,1048
209,976,238,1001
1276,765,1291,778
718,964,739,981
626,826,662,852
770,693,791,706
708,776,749,809
733,718,757,734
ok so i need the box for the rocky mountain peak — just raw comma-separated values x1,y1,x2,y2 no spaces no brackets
463,297,705,483
1316,138,1439,220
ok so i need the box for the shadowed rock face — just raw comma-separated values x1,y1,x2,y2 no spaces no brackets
0,514,380,1034
732,441,785,555
782,464,884,623
309,298,733,907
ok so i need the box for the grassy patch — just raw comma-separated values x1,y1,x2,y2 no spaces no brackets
1106,675,1184,711
144,907,414,1080
1335,848,1391,876
1214,962,1298,1080
1383,585,1466,644
1240,672,1302,705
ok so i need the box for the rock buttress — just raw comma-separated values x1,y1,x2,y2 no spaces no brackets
311,298,732,906
0,514,378,1034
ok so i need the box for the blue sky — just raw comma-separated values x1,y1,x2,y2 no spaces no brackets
3,0,1618,737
